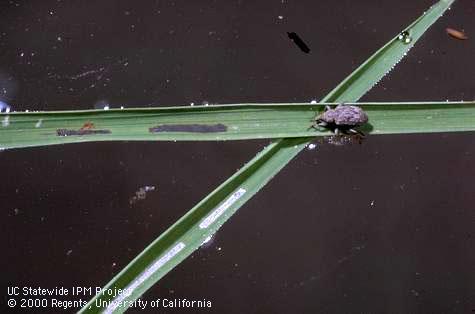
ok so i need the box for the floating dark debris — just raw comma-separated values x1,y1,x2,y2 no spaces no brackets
287,32,311,53
149,123,227,133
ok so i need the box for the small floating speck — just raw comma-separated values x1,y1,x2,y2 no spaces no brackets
129,185,156,204
143,186,155,192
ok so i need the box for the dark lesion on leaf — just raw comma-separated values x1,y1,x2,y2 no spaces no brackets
57,121,111,136
56,129,111,136
149,123,227,133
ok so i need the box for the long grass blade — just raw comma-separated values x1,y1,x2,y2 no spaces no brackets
1,100,474,150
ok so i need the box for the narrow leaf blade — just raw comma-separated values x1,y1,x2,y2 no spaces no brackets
2,100,474,150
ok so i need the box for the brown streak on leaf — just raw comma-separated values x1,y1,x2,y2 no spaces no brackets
80,122,95,130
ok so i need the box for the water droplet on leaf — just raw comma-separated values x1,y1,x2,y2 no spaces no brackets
0,100,10,113
397,31,412,44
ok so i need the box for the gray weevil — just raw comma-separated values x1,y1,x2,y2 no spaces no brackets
311,104,368,136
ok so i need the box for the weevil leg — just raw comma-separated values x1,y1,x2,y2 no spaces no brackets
308,121,328,131
349,128,366,138
325,105,332,111
308,120,321,131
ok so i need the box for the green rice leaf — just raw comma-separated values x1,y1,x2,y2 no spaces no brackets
1,100,473,150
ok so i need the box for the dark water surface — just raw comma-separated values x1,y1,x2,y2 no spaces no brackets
1,0,474,313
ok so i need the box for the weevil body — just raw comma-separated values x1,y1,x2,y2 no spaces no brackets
312,104,368,136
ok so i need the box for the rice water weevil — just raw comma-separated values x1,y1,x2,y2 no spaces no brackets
311,104,369,136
